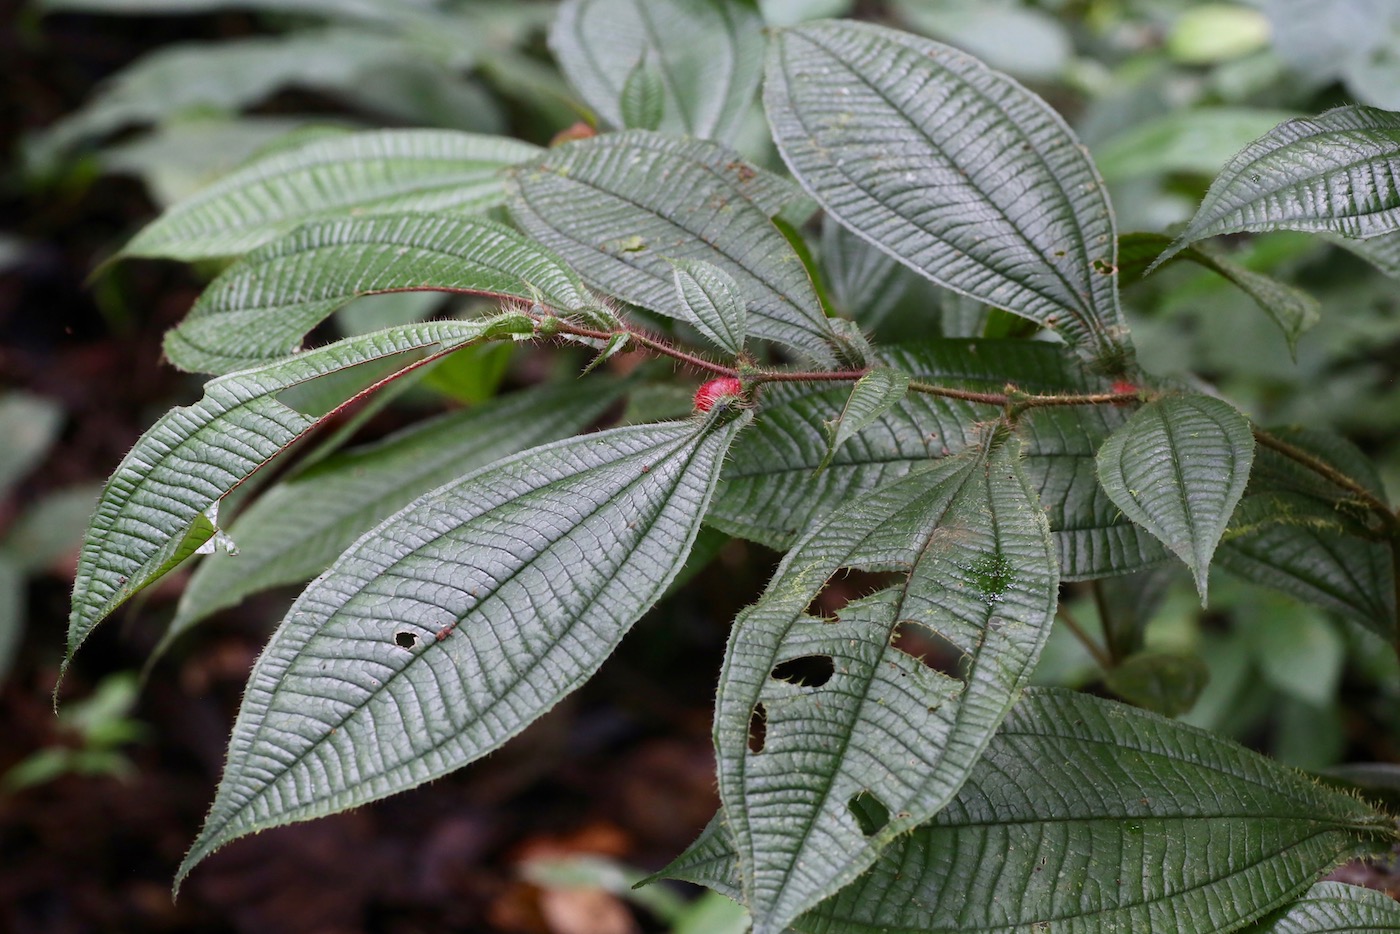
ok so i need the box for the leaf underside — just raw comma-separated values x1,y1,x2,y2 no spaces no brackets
669,690,1394,934
550,0,765,143
165,213,598,374
715,427,1059,932
1096,394,1255,600
167,377,631,642
764,20,1131,366
66,320,526,673
1160,105,1400,264
1218,427,1396,637
178,411,749,888
1248,882,1400,933
711,340,1168,580
506,130,841,363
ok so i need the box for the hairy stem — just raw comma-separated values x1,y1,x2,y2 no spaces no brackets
540,314,1400,539
1056,602,1113,671
1252,428,1400,535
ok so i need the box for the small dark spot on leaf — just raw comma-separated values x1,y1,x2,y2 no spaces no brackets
726,159,757,182
395,632,418,649
770,655,835,688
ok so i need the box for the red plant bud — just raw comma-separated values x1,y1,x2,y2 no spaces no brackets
693,377,744,412
550,121,597,147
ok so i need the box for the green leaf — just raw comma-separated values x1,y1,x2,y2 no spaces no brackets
167,378,629,644
0,392,64,499
550,0,765,142
37,28,418,156
65,319,530,677
1217,427,1395,637
1240,596,1345,707
764,20,1131,367
120,129,542,261
819,366,908,469
669,259,749,356
1159,105,1400,266
818,215,908,329
1119,232,1320,356
1167,4,1270,64
506,131,841,364
176,411,749,888
619,54,666,131
1096,394,1255,601
891,0,1071,81
673,690,1396,933
710,340,1168,580
38,0,411,17
3,484,103,575
164,213,600,374
101,117,334,208
1094,108,1301,183
714,426,1059,933
1103,650,1209,717
1247,882,1400,933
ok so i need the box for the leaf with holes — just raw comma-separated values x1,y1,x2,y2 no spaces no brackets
176,409,749,888
672,689,1395,933
714,425,1058,933
120,129,542,261
166,378,630,647
764,20,1131,367
819,366,908,469
506,131,842,364
1247,882,1400,933
165,213,603,375
550,0,765,142
1096,394,1254,601
1157,106,1400,266
1217,427,1395,637
710,340,1167,579
64,318,531,679
1119,232,1320,356
669,259,749,356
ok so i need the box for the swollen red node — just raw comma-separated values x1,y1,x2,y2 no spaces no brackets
693,377,744,412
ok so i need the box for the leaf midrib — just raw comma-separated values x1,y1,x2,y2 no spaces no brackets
209,425,711,840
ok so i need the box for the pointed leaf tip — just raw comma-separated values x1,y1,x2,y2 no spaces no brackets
65,322,504,684
178,413,749,883
1096,394,1255,602
765,19,1132,365
819,366,909,469
716,428,1059,931
669,258,749,356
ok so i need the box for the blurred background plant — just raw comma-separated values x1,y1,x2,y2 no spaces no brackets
3,0,1399,930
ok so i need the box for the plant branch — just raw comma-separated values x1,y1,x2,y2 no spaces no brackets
1090,580,1125,664
1056,602,1113,671
1251,427,1400,535
541,316,739,378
